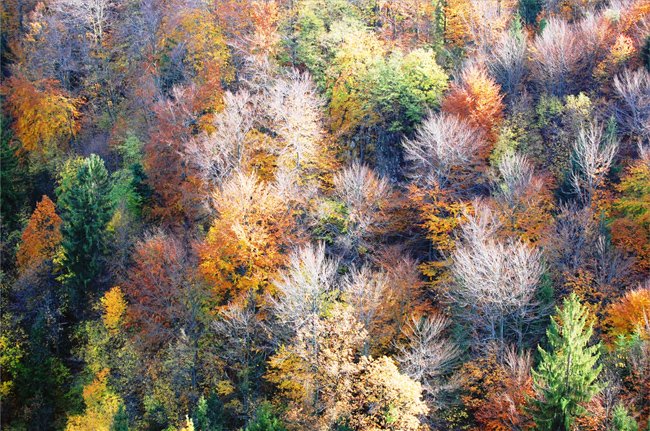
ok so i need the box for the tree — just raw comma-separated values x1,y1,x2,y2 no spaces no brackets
402,113,486,190
395,314,460,410
51,0,113,45
265,71,324,172
342,265,389,354
450,204,546,351
16,195,62,272
185,90,255,189
331,162,391,259
199,172,297,304
346,355,427,431
442,64,504,145
474,348,535,431
2,75,81,160
613,69,650,147
144,86,207,225
530,18,581,96
570,121,620,205
491,152,555,243
124,232,192,351
244,403,286,431
57,154,113,307
65,369,125,431
100,286,126,335
606,284,650,340
487,19,528,100
266,305,366,430
611,403,639,431
270,243,338,341
531,293,603,431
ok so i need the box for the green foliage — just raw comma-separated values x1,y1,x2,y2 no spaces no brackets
111,404,129,431
0,117,27,230
531,293,603,431
641,35,650,72
57,154,113,307
244,403,286,431
519,0,542,25
612,403,638,431
367,49,448,132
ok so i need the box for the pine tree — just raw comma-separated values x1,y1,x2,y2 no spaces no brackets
57,154,113,308
612,403,638,431
531,293,603,431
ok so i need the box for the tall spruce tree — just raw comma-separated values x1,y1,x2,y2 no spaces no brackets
57,154,113,309
531,293,603,431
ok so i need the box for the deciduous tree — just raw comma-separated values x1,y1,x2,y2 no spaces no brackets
16,195,62,272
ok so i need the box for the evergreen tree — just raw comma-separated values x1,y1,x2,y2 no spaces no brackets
531,293,603,431
612,404,638,431
1,116,27,231
244,403,286,431
57,154,113,308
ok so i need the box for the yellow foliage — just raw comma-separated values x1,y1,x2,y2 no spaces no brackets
65,369,122,431
2,76,81,157
100,287,127,334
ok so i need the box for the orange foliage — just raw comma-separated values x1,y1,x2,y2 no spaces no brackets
249,1,281,57
144,87,208,226
610,161,650,276
198,173,297,305
2,76,81,156
606,286,650,340
124,233,189,350
444,0,517,50
474,351,535,431
162,8,232,116
16,195,62,272
443,65,504,146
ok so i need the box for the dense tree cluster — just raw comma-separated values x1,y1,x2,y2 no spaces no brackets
1,0,649,430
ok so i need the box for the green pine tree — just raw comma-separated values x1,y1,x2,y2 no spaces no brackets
244,403,286,431
57,154,113,308
612,403,638,431
531,293,603,431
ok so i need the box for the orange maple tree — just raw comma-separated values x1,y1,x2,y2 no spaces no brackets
442,65,505,147
16,195,63,272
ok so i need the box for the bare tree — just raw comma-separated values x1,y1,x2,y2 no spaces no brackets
342,265,388,354
449,203,546,351
402,113,486,189
332,162,391,257
52,0,113,45
487,22,528,98
270,243,339,341
396,314,460,410
493,151,536,207
613,68,650,147
570,121,619,205
184,90,255,190
213,299,269,419
266,71,324,171
531,18,581,96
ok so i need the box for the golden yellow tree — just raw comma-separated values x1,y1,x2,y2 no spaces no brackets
2,76,81,157
65,369,123,431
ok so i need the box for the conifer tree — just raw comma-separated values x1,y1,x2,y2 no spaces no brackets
57,154,113,307
531,293,603,431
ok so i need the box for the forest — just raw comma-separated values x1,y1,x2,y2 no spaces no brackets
0,0,649,429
